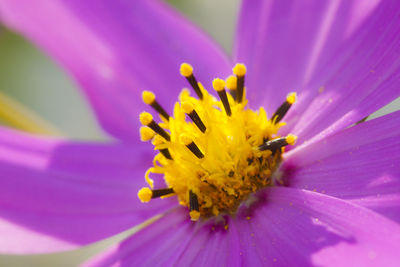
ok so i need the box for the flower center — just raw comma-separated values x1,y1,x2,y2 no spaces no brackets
138,63,297,221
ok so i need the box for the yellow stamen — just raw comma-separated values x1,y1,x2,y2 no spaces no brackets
212,78,225,92
139,112,153,126
138,187,152,203
142,91,155,105
180,63,193,77
226,75,237,90
189,210,200,221
140,127,154,141
180,133,193,146
181,102,194,114
286,92,297,105
286,134,297,145
233,63,246,77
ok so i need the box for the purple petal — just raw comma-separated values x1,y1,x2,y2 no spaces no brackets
235,187,400,266
83,208,193,267
84,208,241,267
0,0,231,141
282,110,400,222
236,0,400,142
0,127,175,254
86,187,400,266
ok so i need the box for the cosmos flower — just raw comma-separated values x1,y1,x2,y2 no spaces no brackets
0,0,400,266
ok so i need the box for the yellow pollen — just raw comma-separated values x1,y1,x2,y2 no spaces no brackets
152,135,164,146
138,63,297,221
180,63,193,77
286,92,297,105
233,63,246,77
212,78,226,92
181,101,194,114
190,210,200,221
226,75,237,90
142,91,155,105
139,112,153,125
138,187,152,203
140,126,154,141
180,133,194,146
286,134,297,145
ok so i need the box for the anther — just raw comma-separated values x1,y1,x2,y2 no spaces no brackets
226,75,237,101
181,102,206,133
180,134,204,159
189,190,200,221
180,63,203,100
140,112,171,141
140,126,155,141
138,187,174,203
258,134,297,152
271,92,296,123
152,135,173,160
142,91,170,120
160,149,172,160
233,63,246,103
212,78,231,116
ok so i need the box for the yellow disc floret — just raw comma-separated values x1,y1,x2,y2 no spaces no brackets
138,63,297,220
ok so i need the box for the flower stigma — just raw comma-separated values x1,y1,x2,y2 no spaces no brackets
138,63,297,221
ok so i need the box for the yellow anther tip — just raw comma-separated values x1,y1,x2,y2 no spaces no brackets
140,126,154,141
152,135,164,146
233,63,247,76
226,75,237,90
142,91,155,105
138,187,152,203
190,210,200,221
181,102,194,114
212,78,226,92
180,133,193,146
139,112,153,125
180,63,193,77
286,134,298,145
286,92,297,105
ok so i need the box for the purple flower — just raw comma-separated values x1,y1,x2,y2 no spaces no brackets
0,0,400,266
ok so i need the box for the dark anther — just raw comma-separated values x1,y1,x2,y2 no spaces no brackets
189,190,199,211
151,188,175,199
160,148,173,160
186,74,203,100
272,100,292,123
236,75,245,103
258,137,289,153
217,89,232,116
188,110,206,133
187,141,204,159
148,120,171,141
150,101,170,120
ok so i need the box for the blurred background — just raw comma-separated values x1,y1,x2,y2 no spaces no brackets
0,0,399,266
